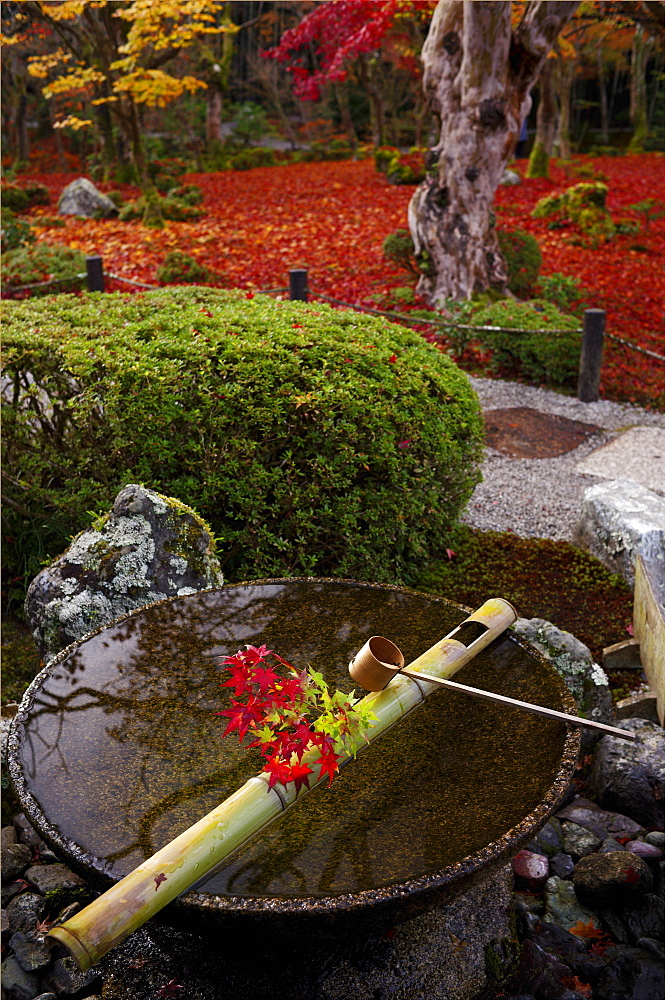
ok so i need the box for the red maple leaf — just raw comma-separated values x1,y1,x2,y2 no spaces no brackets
316,747,342,786
388,353,398,363
289,761,314,793
220,695,266,741
154,873,167,891
264,754,293,788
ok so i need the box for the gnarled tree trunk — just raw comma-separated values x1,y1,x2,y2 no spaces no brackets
409,0,579,303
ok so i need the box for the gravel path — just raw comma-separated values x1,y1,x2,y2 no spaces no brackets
461,376,665,542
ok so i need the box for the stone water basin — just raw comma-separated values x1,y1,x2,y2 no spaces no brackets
9,579,579,942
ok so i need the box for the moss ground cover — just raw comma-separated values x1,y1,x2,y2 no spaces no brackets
15,150,664,408
416,525,633,665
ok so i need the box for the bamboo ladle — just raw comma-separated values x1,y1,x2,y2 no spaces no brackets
349,633,637,742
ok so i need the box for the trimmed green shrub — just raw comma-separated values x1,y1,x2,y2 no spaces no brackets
2,185,30,213
1,183,49,213
156,250,220,284
228,147,278,170
1,208,35,252
374,146,399,174
386,149,427,185
1,242,86,290
471,299,581,387
536,272,586,313
167,183,203,206
382,227,433,277
2,287,484,607
497,229,542,297
118,196,204,223
532,182,615,245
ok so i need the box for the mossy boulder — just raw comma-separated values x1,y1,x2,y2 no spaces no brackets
513,617,614,750
24,484,224,662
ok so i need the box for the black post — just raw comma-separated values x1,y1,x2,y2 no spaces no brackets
577,308,605,402
289,268,308,302
86,255,105,293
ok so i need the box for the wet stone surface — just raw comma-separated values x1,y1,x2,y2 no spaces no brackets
483,406,603,459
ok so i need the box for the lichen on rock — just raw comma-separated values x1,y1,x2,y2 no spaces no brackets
25,484,224,662
513,617,614,749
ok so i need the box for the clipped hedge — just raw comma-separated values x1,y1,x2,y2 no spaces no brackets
497,229,542,298
2,288,484,607
1,243,86,291
472,299,581,388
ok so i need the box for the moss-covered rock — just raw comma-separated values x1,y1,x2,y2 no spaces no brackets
25,484,224,662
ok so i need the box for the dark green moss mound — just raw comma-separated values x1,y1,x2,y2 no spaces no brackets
497,229,542,297
2,287,484,608
472,299,581,388
416,526,632,662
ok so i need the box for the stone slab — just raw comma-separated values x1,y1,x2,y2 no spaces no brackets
574,479,665,587
484,407,602,458
575,427,665,495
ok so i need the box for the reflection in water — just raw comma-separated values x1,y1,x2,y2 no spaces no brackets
16,582,569,897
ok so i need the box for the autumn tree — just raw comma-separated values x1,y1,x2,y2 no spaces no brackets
408,0,580,303
267,0,437,146
22,0,225,223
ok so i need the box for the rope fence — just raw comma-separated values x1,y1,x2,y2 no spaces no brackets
3,256,663,402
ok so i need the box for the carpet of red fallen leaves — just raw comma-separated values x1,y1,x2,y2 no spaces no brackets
19,147,665,409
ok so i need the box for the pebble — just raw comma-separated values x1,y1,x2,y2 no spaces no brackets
1,843,32,882
543,875,596,933
549,851,575,879
625,839,663,861
646,830,665,850
561,820,602,859
512,850,549,890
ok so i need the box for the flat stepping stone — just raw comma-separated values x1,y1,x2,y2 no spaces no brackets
483,407,602,458
576,426,665,495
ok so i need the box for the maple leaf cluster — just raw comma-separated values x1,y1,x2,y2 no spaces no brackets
218,644,376,791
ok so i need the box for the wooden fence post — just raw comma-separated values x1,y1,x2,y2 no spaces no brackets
289,269,308,302
577,308,605,402
86,255,105,293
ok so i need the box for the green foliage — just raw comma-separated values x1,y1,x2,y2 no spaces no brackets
228,147,278,170
1,242,86,290
156,250,220,284
118,195,204,223
105,190,126,208
628,198,665,233
383,228,420,275
1,208,35,252
382,227,433,277
32,215,67,229
302,138,353,162
1,184,30,212
1,183,50,213
471,299,581,388
374,146,399,173
532,182,615,246
496,229,542,297
416,525,632,676
2,288,484,608
166,183,203,206
535,272,586,313
386,149,427,186
231,102,272,146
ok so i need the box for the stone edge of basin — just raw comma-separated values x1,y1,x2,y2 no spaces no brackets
7,578,581,937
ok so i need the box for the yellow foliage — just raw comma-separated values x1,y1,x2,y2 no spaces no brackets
53,115,94,131
27,50,72,80
111,68,207,107
43,66,106,98
115,0,221,54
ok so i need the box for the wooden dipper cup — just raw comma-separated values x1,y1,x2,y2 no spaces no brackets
349,636,405,691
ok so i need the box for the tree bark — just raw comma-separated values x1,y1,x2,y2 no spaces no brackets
206,82,224,145
526,57,557,177
409,0,579,303
597,42,609,145
554,52,574,159
629,23,654,151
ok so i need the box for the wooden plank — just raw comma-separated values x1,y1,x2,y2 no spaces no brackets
633,554,665,726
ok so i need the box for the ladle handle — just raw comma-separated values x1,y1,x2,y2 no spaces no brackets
399,669,637,742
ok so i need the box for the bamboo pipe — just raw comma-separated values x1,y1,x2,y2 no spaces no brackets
47,598,516,970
